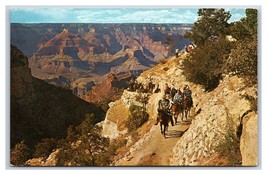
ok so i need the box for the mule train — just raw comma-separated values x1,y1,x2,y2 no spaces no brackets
156,84,193,138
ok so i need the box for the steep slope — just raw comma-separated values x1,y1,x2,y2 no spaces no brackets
10,45,105,149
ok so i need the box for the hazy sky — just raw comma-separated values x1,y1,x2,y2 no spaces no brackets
9,8,246,24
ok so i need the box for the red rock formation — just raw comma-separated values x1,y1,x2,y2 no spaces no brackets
85,73,122,104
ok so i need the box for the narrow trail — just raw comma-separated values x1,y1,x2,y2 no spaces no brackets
115,120,190,166
114,67,193,166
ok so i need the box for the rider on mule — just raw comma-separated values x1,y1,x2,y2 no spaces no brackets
173,88,184,106
183,85,193,107
154,95,174,126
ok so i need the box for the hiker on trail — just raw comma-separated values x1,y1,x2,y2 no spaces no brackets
154,95,174,126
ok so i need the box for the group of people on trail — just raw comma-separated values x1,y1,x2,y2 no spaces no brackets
127,77,156,93
154,84,193,126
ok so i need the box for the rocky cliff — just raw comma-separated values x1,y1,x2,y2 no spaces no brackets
84,73,133,105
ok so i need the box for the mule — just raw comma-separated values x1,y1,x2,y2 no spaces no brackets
183,96,192,121
158,109,171,138
171,101,184,124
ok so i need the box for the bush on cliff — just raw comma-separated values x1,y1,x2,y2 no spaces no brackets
125,107,149,132
183,38,231,91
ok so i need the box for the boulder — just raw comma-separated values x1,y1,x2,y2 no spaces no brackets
240,112,258,166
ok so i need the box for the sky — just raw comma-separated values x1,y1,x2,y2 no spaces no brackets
9,8,246,24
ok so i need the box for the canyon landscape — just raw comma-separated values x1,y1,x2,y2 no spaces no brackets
10,8,258,167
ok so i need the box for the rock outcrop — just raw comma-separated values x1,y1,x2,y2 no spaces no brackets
101,90,146,140
101,100,129,140
240,112,258,166
84,73,133,105
25,149,60,166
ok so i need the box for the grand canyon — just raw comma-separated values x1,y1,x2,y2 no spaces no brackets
10,8,258,167
11,23,192,100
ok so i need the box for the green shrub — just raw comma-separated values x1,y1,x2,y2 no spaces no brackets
125,110,149,132
223,38,257,87
183,38,231,91
95,138,127,166
129,104,143,113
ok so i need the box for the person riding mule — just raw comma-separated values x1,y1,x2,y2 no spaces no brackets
170,86,177,100
164,83,171,96
171,88,184,123
157,109,170,138
183,85,193,107
154,95,174,126
173,88,184,106
183,85,193,120
127,78,135,91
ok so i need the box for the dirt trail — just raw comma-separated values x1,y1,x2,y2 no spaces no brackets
115,121,190,166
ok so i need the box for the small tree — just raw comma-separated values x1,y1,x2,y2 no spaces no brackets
164,35,176,56
185,8,231,46
225,8,258,87
125,110,149,132
56,114,110,166
183,8,232,91
135,93,149,110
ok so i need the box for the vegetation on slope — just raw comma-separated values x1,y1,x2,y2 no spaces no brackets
182,8,258,165
183,8,258,92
